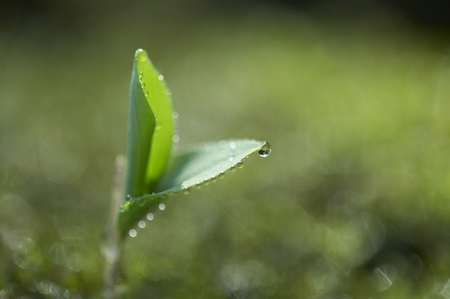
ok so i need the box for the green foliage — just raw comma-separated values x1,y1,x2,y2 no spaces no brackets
118,49,270,235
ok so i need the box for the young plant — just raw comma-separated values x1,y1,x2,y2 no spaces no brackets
102,49,271,299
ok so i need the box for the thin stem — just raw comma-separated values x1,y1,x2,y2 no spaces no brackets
102,155,127,299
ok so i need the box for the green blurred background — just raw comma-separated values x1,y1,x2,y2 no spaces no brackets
1,0,450,298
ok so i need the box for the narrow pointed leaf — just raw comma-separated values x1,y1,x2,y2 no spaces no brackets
135,49,175,191
117,139,270,233
125,50,156,197
156,139,270,192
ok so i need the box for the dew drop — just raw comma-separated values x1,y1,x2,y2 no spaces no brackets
229,153,234,161
138,220,146,228
119,204,125,213
136,49,148,62
183,189,190,195
230,166,236,172
147,213,154,220
219,172,225,179
158,74,164,81
218,140,227,148
137,197,145,206
237,161,244,169
172,111,179,119
126,194,131,201
159,203,166,211
166,89,172,95
230,141,236,149
196,184,202,190
129,229,137,238
204,180,210,186
258,142,271,157
172,135,180,143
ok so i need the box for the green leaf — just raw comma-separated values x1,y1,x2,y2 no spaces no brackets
125,50,156,197
125,49,175,197
135,49,175,191
156,139,270,192
117,139,270,233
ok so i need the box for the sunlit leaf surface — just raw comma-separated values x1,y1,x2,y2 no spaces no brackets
118,139,270,233
134,49,175,191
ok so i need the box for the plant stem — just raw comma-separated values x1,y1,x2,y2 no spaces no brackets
102,155,127,299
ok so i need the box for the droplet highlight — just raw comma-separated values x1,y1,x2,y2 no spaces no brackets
159,203,166,211
129,229,137,238
147,213,154,220
158,74,164,81
138,220,146,228
258,142,271,157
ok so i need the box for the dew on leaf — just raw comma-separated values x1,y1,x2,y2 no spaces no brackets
172,111,179,119
218,140,227,148
166,89,172,95
138,220,146,228
183,189,190,195
147,213,154,220
119,204,125,213
129,229,137,238
237,161,244,169
137,197,145,206
159,203,166,211
158,74,164,81
219,172,225,179
172,135,180,143
230,141,236,149
258,142,271,157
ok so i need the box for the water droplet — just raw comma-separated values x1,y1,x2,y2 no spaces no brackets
158,74,164,81
196,184,202,189
219,140,227,148
172,135,180,143
172,111,179,119
258,142,271,157
166,89,172,95
229,153,234,161
139,71,143,76
138,220,146,228
129,229,137,238
237,161,244,169
147,213,154,220
159,203,166,211
136,49,148,62
119,204,125,213
230,166,236,172
219,172,225,179
229,141,236,149
183,189,190,195
126,194,132,201
204,180,210,186
141,83,146,88
137,197,145,206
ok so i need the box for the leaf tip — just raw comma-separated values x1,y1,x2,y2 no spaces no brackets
135,48,149,62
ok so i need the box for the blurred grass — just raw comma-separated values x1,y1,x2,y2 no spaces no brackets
1,1,450,298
